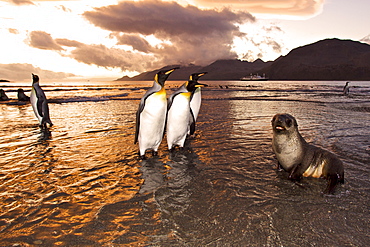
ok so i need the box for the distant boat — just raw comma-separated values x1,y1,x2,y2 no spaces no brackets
240,74,268,81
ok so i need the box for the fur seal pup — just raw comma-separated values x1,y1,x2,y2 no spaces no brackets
271,113,344,194
17,88,30,101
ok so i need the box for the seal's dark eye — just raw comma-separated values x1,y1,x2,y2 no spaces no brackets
286,119,292,127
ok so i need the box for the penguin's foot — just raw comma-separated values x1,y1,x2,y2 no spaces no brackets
169,146,185,152
138,151,146,160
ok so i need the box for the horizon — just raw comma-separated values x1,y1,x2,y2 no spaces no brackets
1,0,370,81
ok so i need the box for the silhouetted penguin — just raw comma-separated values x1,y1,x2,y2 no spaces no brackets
166,80,206,150
0,89,9,101
30,74,53,128
343,81,350,95
17,88,30,101
135,67,179,158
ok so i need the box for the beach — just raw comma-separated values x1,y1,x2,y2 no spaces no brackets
0,80,369,246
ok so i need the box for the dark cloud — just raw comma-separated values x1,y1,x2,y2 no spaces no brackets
0,63,75,81
113,33,152,53
84,1,254,36
81,0,255,69
28,31,64,51
54,39,155,72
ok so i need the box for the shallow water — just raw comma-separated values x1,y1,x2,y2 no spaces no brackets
0,80,369,246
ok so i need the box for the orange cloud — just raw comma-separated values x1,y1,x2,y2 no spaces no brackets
0,63,75,81
193,0,324,18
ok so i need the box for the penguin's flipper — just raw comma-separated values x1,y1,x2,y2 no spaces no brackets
167,93,176,111
134,87,159,144
41,101,53,127
37,98,44,117
189,109,196,135
134,109,141,144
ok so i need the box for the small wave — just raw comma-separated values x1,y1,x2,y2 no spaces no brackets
49,93,129,103
85,128,120,134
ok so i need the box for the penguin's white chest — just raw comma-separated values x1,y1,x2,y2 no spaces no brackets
138,92,167,146
167,94,191,148
190,89,201,120
30,87,42,122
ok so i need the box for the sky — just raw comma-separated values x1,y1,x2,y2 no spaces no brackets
0,0,369,81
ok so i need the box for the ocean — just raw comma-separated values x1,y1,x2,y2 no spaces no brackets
0,80,369,246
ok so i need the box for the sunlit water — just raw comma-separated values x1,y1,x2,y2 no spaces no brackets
0,80,369,246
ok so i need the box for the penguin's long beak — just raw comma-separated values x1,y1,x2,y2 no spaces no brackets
195,82,208,87
165,67,180,75
190,72,208,81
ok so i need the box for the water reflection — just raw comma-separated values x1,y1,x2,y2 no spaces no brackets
139,158,169,195
0,81,369,246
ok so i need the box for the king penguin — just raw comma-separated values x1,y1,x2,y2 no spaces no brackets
188,72,208,135
166,79,207,150
343,81,350,95
135,67,179,158
30,74,53,129
189,72,208,122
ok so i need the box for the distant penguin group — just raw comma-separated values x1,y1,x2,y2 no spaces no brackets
135,68,208,159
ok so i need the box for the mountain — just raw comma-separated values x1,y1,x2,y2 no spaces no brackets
198,59,271,80
116,38,370,81
258,38,370,80
116,59,271,81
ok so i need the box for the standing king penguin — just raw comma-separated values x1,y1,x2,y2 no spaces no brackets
189,72,208,123
30,74,53,129
166,79,207,150
343,81,350,95
135,67,178,158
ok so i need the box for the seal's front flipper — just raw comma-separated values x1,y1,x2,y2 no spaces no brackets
324,173,343,194
276,162,284,171
288,165,302,181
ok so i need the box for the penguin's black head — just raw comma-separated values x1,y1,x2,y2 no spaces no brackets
186,80,208,93
271,113,298,133
155,67,179,86
189,72,208,81
32,73,39,84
